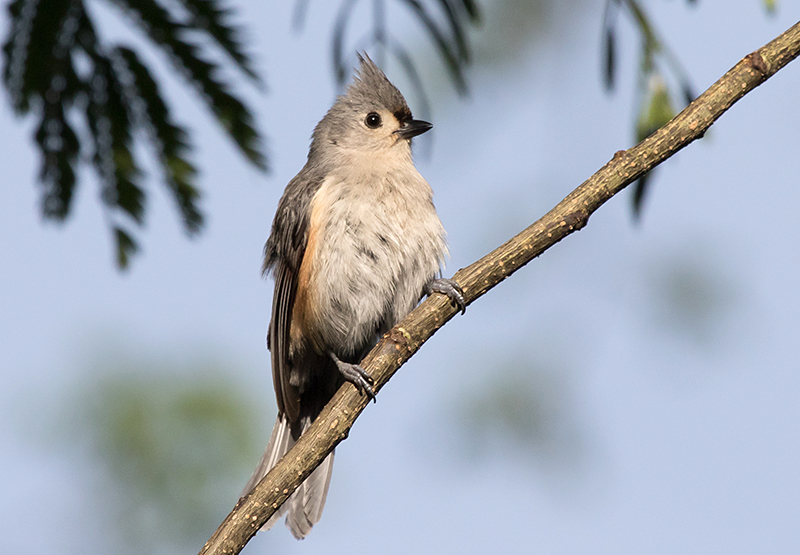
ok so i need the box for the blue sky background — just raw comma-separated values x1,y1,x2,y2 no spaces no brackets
2,1,800,554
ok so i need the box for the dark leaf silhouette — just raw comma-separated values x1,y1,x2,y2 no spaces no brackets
116,46,203,233
682,83,696,106
631,172,650,220
114,226,139,269
2,0,265,268
181,0,262,84
602,0,619,90
603,25,616,90
106,0,266,169
600,0,694,219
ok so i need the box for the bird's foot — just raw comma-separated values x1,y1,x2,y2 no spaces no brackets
426,278,466,315
329,351,376,402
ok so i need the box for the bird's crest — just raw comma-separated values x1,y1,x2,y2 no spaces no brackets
344,53,411,119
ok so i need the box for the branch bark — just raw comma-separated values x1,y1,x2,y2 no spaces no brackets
200,21,800,555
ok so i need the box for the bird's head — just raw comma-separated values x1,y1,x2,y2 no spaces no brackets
311,54,431,160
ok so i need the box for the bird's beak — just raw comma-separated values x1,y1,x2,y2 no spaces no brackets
394,119,432,140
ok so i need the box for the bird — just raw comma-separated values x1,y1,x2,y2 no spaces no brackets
241,53,464,539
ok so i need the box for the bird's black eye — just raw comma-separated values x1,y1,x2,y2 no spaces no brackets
365,112,382,129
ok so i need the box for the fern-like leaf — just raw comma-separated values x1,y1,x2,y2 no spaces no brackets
2,0,266,269
105,0,266,169
180,0,262,85
116,46,203,234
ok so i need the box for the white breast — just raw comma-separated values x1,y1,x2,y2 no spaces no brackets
303,166,447,355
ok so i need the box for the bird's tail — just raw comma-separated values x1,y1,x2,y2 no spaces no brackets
241,414,335,539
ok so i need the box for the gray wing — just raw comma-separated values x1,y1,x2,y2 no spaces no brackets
264,166,326,423
270,262,301,421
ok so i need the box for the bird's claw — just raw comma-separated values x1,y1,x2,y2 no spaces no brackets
427,278,466,315
330,352,376,402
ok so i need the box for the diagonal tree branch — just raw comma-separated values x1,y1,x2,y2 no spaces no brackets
200,21,800,555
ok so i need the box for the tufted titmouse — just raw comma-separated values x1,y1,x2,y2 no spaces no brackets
241,54,464,539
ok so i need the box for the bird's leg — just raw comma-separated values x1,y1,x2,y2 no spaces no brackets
426,278,467,315
329,351,376,402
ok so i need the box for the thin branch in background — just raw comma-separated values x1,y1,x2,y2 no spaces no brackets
372,0,386,68
302,0,479,99
400,0,467,93
331,0,360,84
386,36,431,122
435,0,471,63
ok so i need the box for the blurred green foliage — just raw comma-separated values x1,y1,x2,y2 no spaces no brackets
635,75,675,148
456,358,583,468
645,248,739,347
75,367,264,551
